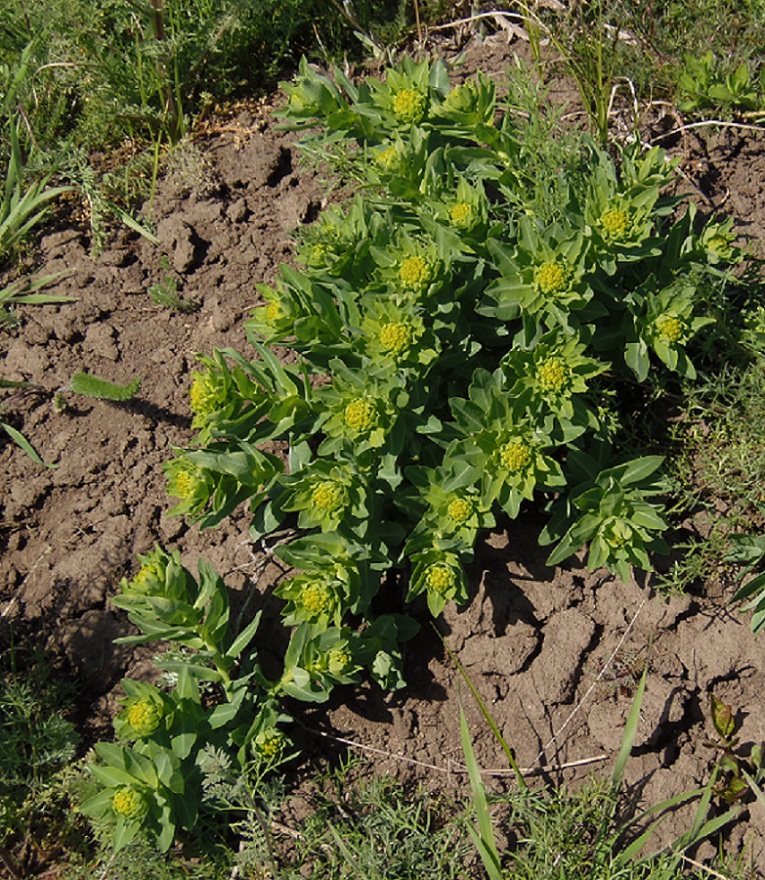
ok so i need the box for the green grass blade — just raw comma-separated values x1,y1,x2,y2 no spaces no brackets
1,421,56,468
742,768,765,814
116,208,160,245
440,630,527,791
611,657,649,789
460,705,503,880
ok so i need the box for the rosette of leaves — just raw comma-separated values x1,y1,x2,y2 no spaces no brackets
295,196,386,281
114,681,172,741
372,232,445,302
275,531,384,621
277,625,363,702
481,217,594,333
401,463,495,555
313,360,405,458
425,175,490,243
625,279,716,381
164,443,284,528
114,547,259,687
357,296,438,368
277,459,364,532
278,614,418,701
500,330,607,434
428,73,498,139
540,451,670,583
583,145,677,275
448,368,566,518
407,549,469,616
81,741,189,852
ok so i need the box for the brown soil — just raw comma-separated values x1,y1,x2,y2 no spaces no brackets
3,33,765,874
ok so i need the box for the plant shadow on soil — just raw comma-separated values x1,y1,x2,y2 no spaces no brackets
2,33,765,872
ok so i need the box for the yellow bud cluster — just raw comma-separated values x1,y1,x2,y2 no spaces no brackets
535,261,567,296
256,730,284,758
376,146,400,171
126,699,162,737
424,563,456,592
311,480,346,512
344,398,378,433
499,439,532,472
173,464,202,500
378,321,413,355
655,314,684,344
446,497,473,525
328,645,352,672
450,202,473,227
537,357,568,394
300,580,334,616
601,207,632,240
189,371,220,416
112,787,146,819
399,255,432,293
131,561,163,594
265,299,284,324
392,88,426,123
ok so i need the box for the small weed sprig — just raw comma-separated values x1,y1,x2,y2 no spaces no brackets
705,693,765,805
89,56,750,851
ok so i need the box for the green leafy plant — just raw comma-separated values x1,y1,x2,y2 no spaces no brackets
81,546,281,852
149,274,198,313
0,659,83,877
704,693,765,805
92,55,751,851
678,51,765,118
726,528,765,634
1,114,71,260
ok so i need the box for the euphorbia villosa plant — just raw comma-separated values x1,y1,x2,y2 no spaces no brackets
87,56,745,850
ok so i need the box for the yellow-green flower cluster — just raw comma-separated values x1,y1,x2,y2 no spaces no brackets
344,397,379,434
399,255,433,294
327,644,352,673
112,786,147,820
446,496,473,525
376,144,403,174
654,314,684,344
254,728,285,759
424,563,457,593
378,321,414,356
300,579,335,617
170,461,204,501
535,261,568,296
130,561,164,595
392,88,426,123
450,201,473,228
125,699,163,738
311,479,348,513
189,371,223,416
498,438,533,472
600,207,632,241
536,357,569,394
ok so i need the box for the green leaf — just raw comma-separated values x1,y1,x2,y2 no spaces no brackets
69,372,141,401
89,765,135,788
459,706,503,880
113,816,143,852
1,422,56,468
612,657,649,788
225,612,262,661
